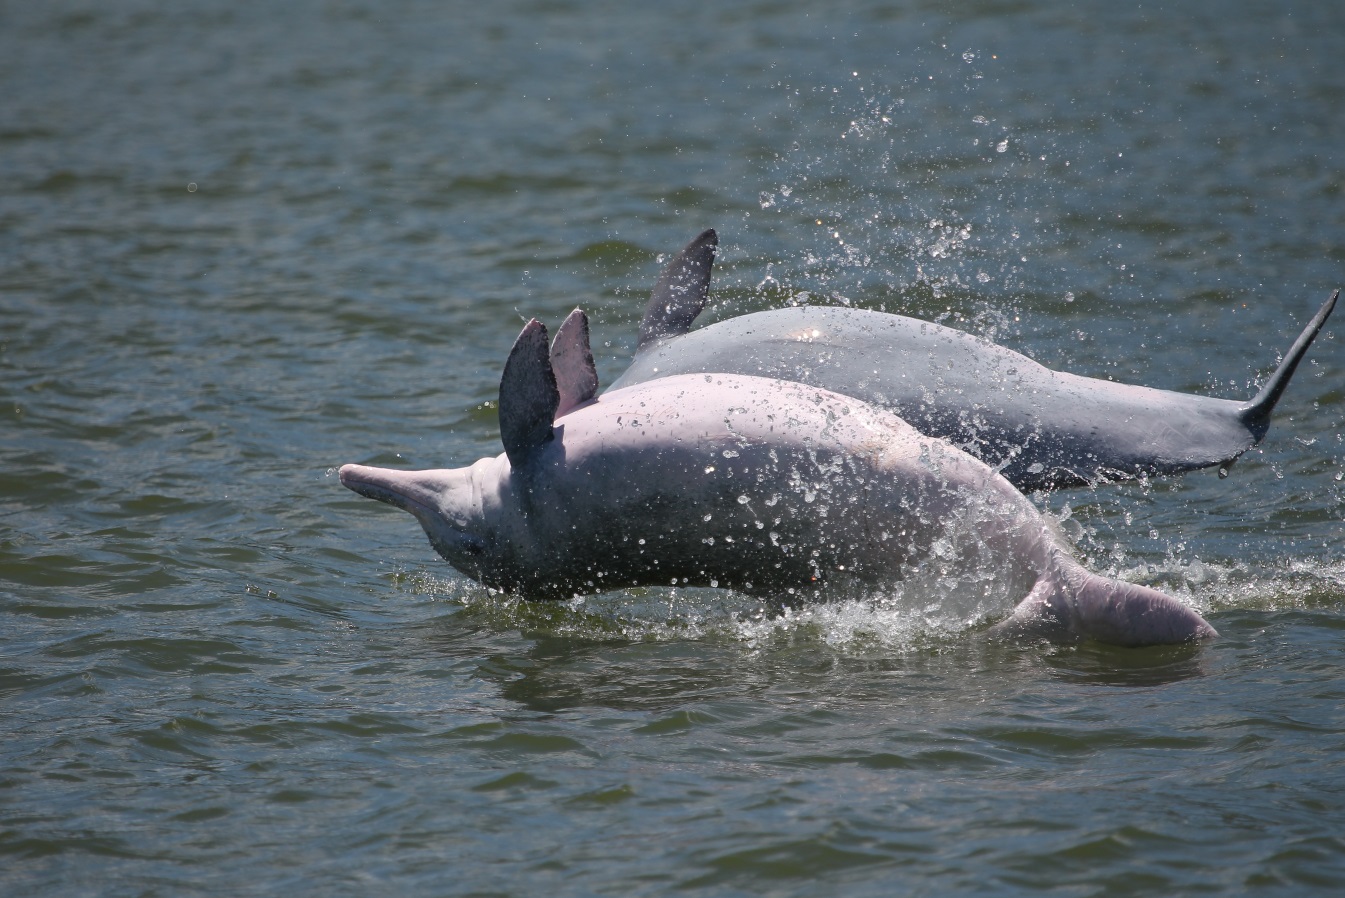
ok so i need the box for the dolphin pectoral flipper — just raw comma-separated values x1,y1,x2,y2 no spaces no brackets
499,319,559,469
551,308,599,417
1239,289,1339,437
636,228,718,351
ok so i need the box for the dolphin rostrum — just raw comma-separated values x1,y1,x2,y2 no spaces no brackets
611,229,1338,491
341,312,1215,647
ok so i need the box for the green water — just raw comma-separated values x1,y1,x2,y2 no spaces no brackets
4,1,1345,894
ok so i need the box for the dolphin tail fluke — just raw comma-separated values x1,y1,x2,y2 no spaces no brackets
991,566,1216,647
636,229,718,351
1238,289,1338,438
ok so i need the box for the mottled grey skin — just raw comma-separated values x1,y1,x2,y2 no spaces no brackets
340,315,1215,647
612,229,1338,490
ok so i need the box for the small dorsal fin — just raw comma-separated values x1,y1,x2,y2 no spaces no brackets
551,308,599,416
499,319,559,469
637,228,718,351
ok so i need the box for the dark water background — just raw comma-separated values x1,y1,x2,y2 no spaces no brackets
4,1,1345,894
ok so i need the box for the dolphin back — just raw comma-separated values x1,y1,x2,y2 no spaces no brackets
609,305,1263,490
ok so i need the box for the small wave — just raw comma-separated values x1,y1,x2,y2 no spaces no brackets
399,552,1345,655
1112,555,1345,613
404,569,1004,653
731,591,997,653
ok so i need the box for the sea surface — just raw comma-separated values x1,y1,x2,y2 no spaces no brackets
4,1,1345,895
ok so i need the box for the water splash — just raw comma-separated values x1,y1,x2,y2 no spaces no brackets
751,66,1061,334
390,531,1345,657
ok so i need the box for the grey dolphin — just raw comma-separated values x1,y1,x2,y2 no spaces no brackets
611,229,1338,490
340,312,1215,647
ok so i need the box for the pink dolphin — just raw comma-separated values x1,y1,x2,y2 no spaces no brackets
341,313,1215,647
613,230,1336,490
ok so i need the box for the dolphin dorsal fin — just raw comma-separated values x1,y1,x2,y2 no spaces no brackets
499,319,559,469
551,308,599,417
636,228,718,351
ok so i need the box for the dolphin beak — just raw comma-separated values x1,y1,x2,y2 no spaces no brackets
338,464,445,517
